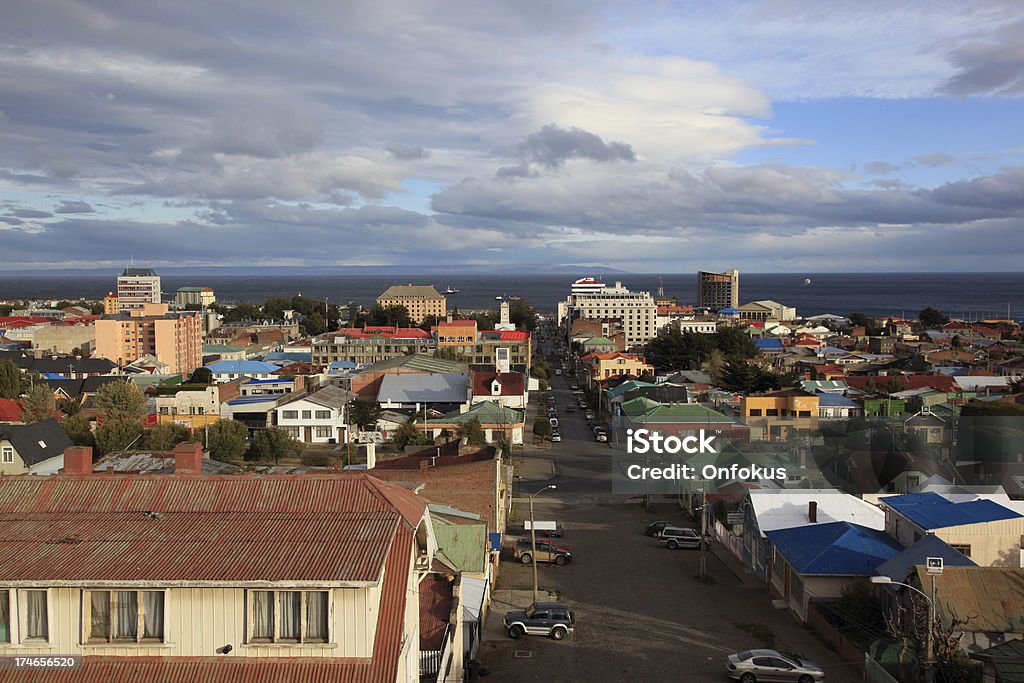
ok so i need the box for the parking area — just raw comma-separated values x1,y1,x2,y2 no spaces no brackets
479,500,861,683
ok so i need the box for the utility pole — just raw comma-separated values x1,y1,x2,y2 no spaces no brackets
529,485,556,604
699,480,708,579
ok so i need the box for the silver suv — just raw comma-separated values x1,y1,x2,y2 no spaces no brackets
659,526,712,549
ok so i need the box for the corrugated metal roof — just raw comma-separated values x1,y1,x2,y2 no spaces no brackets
0,474,426,583
876,533,976,582
748,489,885,536
378,373,466,404
765,521,903,575
915,566,1024,634
881,492,1022,530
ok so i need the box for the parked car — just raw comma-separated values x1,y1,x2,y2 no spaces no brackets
504,602,575,640
549,418,559,428
595,431,607,442
726,649,825,682
644,521,672,537
659,527,713,549
514,538,572,565
570,383,579,390
585,411,596,420
554,369,562,376
550,432,562,442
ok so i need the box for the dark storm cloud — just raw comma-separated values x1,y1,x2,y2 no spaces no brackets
516,124,635,167
54,200,96,214
941,20,1024,96
384,143,431,161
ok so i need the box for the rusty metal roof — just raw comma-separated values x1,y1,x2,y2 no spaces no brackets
915,565,1024,633
0,473,427,584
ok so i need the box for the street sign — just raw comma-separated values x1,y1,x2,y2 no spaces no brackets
727,512,744,525
926,557,944,575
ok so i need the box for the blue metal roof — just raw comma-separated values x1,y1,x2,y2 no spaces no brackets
765,521,903,575
227,396,280,405
816,393,860,408
881,492,1022,530
755,338,784,350
242,378,293,385
875,534,976,582
262,351,312,363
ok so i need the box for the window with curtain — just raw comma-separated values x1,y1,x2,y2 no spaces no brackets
305,592,328,642
252,591,273,641
115,591,138,640
0,590,9,643
25,590,48,641
279,592,300,640
89,591,111,641
142,592,164,640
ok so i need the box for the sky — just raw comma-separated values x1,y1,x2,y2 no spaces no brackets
1,0,1023,272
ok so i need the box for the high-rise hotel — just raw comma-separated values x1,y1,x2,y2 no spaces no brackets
558,278,657,346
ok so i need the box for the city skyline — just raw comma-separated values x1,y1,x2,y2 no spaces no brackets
2,1,1024,272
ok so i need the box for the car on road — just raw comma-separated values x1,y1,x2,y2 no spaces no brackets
514,538,573,565
659,526,713,549
504,602,575,640
726,649,825,682
550,432,561,442
585,411,596,420
549,418,559,428
570,383,579,390
595,431,607,442
644,521,672,536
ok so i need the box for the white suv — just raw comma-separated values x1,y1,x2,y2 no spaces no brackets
659,527,712,549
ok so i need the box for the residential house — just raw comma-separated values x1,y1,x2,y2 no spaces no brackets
377,373,467,414
816,392,863,419
469,369,527,409
0,399,23,425
205,359,280,383
273,384,355,444
880,493,1024,566
154,380,242,431
580,352,653,383
0,419,74,475
741,388,820,442
0,449,443,682
420,401,525,445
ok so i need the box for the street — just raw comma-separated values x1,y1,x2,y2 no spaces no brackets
477,341,861,682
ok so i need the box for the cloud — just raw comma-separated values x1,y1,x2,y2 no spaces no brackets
54,200,95,214
909,153,956,167
865,161,899,175
515,123,635,167
10,209,53,219
941,19,1024,96
384,143,431,161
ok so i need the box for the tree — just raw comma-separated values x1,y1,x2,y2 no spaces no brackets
61,413,95,448
94,381,147,422
57,396,82,417
918,306,949,329
188,367,213,384
863,377,877,394
848,312,882,336
21,385,56,423
533,417,552,439
393,420,430,449
433,347,468,362
247,426,300,465
144,423,191,450
302,311,327,336
0,359,20,399
0,304,12,317
204,419,249,462
508,299,539,331
350,397,382,431
720,360,786,393
95,418,144,455
459,417,487,446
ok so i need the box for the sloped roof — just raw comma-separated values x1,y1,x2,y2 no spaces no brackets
0,398,23,422
620,398,734,424
881,492,1022,529
916,565,1024,634
606,380,658,398
471,370,525,397
766,521,903,575
0,473,426,583
378,373,466,403
816,393,861,408
278,384,356,409
362,353,467,374
748,489,885,536
432,523,488,573
876,534,976,582
377,284,444,299
424,400,523,426
205,360,279,374
0,418,73,466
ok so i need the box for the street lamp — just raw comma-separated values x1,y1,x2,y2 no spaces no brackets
528,484,557,604
871,575,935,682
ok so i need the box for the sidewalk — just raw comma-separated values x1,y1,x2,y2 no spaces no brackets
512,455,555,481
709,540,764,589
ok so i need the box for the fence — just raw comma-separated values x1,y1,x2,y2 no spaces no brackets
806,601,867,677
713,518,744,562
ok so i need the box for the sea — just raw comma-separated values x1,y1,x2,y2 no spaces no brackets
1,272,1022,320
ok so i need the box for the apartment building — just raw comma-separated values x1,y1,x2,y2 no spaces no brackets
698,269,740,311
174,286,216,307
377,284,446,324
116,268,161,311
558,278,657,346
740,388,820,442
311,327,435,366
94,304,202,376
0,447,439,681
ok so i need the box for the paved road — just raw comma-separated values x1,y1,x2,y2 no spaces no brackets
477,338,861,682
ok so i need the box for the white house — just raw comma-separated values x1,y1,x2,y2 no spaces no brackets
273,384,355,444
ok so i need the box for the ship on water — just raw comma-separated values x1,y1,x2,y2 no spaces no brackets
444,286,460,294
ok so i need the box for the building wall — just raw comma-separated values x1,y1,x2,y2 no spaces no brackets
0,438,28,475
31,325,96,355
95,312,201,375
377,296,446,325
567,284,656,345
0,583,385,658
117,275,161,310
311,338,436,366
698,270,739,310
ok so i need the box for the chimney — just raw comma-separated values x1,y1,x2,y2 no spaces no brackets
446,312,452,323
173,441,204,475
808,500,817,523
293,375,305,393
62,446,93,475
419,459,429,471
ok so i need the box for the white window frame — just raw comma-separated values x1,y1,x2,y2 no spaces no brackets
245,590,331,645
17,588,53,645
81,589,168,645
1,447,13,464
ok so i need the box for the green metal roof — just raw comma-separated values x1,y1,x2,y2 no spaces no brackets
621,398,734,424
203,344,245,353
583,336,615,346
606,380,659,398
432,523,488,573
424,400,524,425
364,353,467,375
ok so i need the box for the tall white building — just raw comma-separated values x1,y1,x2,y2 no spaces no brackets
117,268,161,310
559,278,657,346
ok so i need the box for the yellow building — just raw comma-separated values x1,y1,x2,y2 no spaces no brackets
103,292,120,315
377,284,446,324
0,449,440,681
581,352,653,382
740,388,820,441
94,303,202,376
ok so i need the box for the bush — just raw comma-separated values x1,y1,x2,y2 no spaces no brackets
301,452,334,467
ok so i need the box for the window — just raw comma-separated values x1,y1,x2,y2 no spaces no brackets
284,426,300,438
85,590,164,643
315,426,332,438
0,590,9,643
748,409,762,417
301,410,312,420
22,590,48,642
798,411,811,417
1,447,13,464
766,409,779,417
314,410,331,420
282,410,298,420
248,591,329,643
951,544,971,558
